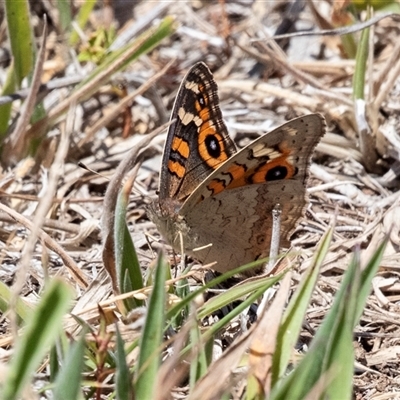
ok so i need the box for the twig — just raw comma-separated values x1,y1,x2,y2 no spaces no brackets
80,59,175,146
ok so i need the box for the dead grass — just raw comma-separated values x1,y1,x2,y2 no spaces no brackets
1,1,400,398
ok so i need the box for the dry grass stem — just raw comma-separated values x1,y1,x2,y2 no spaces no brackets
1,2,400,397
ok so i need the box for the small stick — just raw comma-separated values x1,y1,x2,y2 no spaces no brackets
179,231,186,273
266,204,282,274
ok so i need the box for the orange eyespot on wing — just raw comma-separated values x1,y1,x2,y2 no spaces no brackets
250,156,296,184
198,127,230,168
244,141,296,184
203,146,297,196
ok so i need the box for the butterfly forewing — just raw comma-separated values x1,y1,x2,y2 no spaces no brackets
158,62,236,203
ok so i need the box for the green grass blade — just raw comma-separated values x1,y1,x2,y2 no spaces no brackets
53,332,86,400
166,258,277,323
104,16,176,77
49,333,70,383
173,276,190,327
324,258,360,400
270,237,387,400
4,0,34,85
269,257,357,399
352,0,400,12
115,325,133,400
201,284,270,344
272,227,333,384
341,32,357,59
357,237,388,320
115,181,143,309
353,12,370,100
77,16,176,93
55,0,72,33
0,60,16,136
49,344,59,383
2,279,73,400
32,16,176,135
189,319,209,388
0,280,33,323
69,0,97,46
197,272,285,321
134,253,167,400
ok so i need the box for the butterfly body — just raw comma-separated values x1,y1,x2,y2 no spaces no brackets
150,62,326,274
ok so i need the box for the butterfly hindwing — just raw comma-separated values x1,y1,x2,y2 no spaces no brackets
182,180,308,273
182,114,325,210
178,114,326,272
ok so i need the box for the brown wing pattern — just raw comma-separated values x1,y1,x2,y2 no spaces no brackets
153,61,326,275
158,62,236,204
179,114,326,273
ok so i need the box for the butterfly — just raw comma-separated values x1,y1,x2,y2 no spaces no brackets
149,62,326,274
